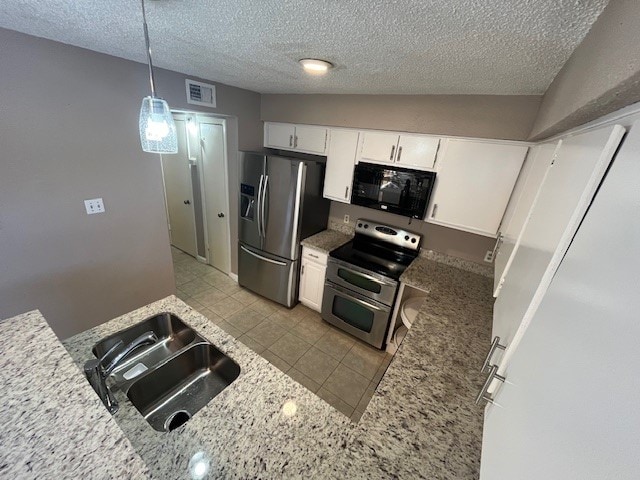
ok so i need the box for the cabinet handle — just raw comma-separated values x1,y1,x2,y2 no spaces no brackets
431,203,438,218
389,145,396,161
308,253,319,259
294,136,298,148
289,135,293,147
481,336,506,373
475,365,506,405
491,233,504,260
301,265,305,275
397,146,403,162
344,186,349,199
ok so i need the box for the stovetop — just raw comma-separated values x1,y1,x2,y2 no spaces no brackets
329,220,422,280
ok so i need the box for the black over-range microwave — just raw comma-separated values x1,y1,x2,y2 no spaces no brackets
351,163,436,219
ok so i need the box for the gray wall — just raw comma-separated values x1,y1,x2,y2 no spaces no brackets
0,28,261,338
530,0,640,140
329,203,495,265
262,94,541,141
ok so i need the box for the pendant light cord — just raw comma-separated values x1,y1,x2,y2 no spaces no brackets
141,0,157,97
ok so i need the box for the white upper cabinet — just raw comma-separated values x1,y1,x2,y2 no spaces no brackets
427,139,529,237
323,129,360,203
396,135,440,170
359,131,439,170
264,122,327,155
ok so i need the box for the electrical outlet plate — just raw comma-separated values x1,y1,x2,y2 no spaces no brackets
84,198,105,215
484,250,494,263
343,214,350,224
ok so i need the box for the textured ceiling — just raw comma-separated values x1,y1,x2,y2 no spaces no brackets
0,0,609,94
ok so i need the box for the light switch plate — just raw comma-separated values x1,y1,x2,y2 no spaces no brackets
84,198,105,215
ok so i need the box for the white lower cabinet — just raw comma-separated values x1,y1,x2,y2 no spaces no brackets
298,247,327,312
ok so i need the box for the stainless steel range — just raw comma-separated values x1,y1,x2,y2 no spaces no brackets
321,219,422,349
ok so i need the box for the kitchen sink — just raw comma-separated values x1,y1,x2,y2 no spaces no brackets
127,343,241,432
85,313,240,431
92,313,200,390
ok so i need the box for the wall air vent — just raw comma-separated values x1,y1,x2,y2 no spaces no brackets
185,79,216,108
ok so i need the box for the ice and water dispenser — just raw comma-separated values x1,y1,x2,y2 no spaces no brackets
240,183,255,221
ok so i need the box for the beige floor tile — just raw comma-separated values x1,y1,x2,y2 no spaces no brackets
350,409,365,423
185,262,212,276
208,298,245,318
341,342,385,380
185,298,205,312
268,312,300,330
355,381,377,412
245,319,287,348
287,368,321,393
314,328,356,361
268,333,312,365
192,288,228,309
179,278,213,297
175,289,190,301
293,347,339,384
216,281,242,296
231,289,260,305
290,315,329,344
238,334,266,354
323,364,370,408
225,308,266,333
372,354,394,384
218,321,242,339
175,271,197,286
261,350,291,373
316,388,354,418
199,308,224,325
250,299,280,316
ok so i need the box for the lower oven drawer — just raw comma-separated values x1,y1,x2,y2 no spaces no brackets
326,258,398,306
321,281,391,349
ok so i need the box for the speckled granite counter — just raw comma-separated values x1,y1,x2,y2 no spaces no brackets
61,256,492,479
300,229,352,253
0,310,149,479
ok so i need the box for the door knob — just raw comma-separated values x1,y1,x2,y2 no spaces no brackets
217,212,225,218
184,200,191,205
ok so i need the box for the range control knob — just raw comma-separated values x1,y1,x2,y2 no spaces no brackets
364,224,369,229
358,223,363,228
404,235,410,241
411,238,417,243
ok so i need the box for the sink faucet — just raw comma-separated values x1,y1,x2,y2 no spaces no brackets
84,331,158,414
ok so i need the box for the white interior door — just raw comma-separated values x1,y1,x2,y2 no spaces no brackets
200,121,230,274
480,121,640,480
493,142,559,296
162,118,197,257
491,124,625,359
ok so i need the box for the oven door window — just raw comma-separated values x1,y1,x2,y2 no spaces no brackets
337,268,382,294
332,295,374,333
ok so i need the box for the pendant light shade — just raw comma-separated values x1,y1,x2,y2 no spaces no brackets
138,0,178,154
139,96,178,153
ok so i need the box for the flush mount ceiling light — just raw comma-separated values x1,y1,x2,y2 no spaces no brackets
299,58,334,75
138,0,178,154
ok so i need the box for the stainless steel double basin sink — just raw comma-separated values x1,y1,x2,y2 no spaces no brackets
85,313,240,432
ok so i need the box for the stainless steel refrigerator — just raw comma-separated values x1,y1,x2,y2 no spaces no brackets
238,152,330,307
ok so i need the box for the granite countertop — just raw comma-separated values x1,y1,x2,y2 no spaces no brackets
60,255,493,479
300,229,352,253
0,311,149,479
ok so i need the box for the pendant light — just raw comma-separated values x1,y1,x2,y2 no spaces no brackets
138,0,178,154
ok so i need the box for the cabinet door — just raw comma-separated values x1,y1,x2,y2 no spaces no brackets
294,125,328,154
299,259,326,312
359,131,399,165
323,130,359,203
396,135,440,170
427,139,528,236
265,123,295,149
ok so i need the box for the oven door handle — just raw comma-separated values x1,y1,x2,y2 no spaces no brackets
326,282,387,311
330,259,397,288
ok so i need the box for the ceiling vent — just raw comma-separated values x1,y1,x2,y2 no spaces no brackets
185,79,216,108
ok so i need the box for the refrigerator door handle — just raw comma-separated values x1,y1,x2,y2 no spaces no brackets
257,174,264,238
261,175,269,238
240,245,287,266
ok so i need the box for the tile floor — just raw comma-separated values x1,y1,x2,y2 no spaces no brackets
172,247,393,422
